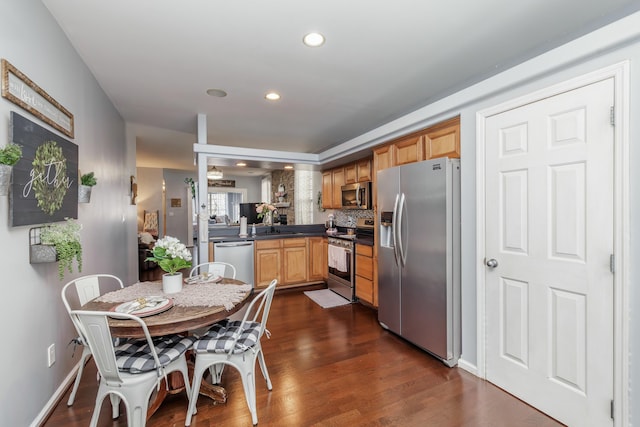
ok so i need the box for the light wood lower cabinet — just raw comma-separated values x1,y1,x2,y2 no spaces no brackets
308,237,327,281
255,237,325,288
355,244,374,305
283,238,307,284
255,240,282,288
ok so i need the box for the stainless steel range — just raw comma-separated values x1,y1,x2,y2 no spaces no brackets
327,235,355,301
327,218,374,301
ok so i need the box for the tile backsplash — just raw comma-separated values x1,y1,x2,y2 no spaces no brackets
334,209,374,227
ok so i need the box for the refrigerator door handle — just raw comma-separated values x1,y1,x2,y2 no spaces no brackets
397,192,407,267
392,193,400,267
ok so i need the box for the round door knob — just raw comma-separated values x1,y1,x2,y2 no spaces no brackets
486,258,498,268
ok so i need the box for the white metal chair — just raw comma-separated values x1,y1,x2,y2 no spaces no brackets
70,309,195,427
61,274,124,406
185,279,277,426
189,261,237,279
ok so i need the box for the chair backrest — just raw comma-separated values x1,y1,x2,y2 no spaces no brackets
190,262,237,279
70,310,161,384
235,279,277,347
61,274,124,314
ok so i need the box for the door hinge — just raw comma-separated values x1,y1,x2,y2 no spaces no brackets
610,254,615,274
611,399,615,420
610,106,615,126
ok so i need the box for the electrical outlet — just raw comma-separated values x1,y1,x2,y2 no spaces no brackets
47,344,55,367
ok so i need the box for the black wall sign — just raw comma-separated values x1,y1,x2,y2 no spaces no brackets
9,111,78,226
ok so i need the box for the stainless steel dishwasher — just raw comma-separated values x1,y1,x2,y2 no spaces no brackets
213,241,255,286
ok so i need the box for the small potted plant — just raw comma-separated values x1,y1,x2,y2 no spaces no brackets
38,218,83,280
146,236,192,293
0,142,22,196
79,171,97,203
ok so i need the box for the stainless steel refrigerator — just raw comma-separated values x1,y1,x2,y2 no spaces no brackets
377,157,461,367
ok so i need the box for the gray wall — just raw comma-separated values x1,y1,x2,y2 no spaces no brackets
3,1,638,425
0,1,137,426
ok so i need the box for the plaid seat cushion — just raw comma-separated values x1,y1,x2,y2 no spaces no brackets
115,334,196,374
193,319,262,354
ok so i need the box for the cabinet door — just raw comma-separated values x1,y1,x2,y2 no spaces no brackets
308,237,326,281
322,171,333,209
392,134,424,166
356,275,373,305
373,145,393,173
331,168,345,208
255,248,281,288
283,246,307,284
344,164,357,184
424,117,460,159
356,158,372,182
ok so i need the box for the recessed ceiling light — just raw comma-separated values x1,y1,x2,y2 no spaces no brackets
284,165,294,170
303,32,325,47
206,88,227,97
265,92,281,101
236,161,247,167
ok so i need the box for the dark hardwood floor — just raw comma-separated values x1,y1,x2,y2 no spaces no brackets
44,288,564,426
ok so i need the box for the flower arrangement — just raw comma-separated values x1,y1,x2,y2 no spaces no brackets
256,202,276,219
40,218,82,280
146,236,192,275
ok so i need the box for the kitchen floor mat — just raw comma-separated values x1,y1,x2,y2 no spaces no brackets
304,289,351,308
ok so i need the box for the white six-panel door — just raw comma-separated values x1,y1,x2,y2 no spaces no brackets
484,78,614,426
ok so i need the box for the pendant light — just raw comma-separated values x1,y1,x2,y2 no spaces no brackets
207,166,223,180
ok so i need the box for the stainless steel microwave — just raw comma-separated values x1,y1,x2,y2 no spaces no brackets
341,181,372,210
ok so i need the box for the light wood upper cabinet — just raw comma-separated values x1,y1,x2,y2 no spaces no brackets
331,168,345,208
392,134,424,166
424,116,460,159
321,171,333,209
344,164,357,184
373,144,393,173
356,158,372,182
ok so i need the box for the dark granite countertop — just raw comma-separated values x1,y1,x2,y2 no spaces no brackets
209,224,327,243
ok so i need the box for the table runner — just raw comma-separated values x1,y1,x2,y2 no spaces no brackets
96,281,253,310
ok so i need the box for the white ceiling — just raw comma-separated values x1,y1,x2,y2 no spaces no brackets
43,0,640,174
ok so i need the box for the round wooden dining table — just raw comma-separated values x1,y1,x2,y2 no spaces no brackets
82,278,252,338
81,277,253,415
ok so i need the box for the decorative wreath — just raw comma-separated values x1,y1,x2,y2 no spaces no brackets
32,141,68,215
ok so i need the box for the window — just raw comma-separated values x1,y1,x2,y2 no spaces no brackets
207,188,247,223
295,170,314,224
261,176,272,203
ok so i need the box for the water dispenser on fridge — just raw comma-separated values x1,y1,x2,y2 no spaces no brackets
379,211,394,249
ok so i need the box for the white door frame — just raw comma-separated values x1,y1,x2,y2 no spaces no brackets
475,61,630,425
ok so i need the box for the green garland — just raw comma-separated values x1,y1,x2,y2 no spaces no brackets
32,141,68,215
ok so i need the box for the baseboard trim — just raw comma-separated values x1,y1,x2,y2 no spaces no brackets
457,358,478,377
30,363,79,427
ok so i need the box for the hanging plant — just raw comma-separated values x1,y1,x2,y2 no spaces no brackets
80,172,97,186
40,218,83,280
184,177,196,199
